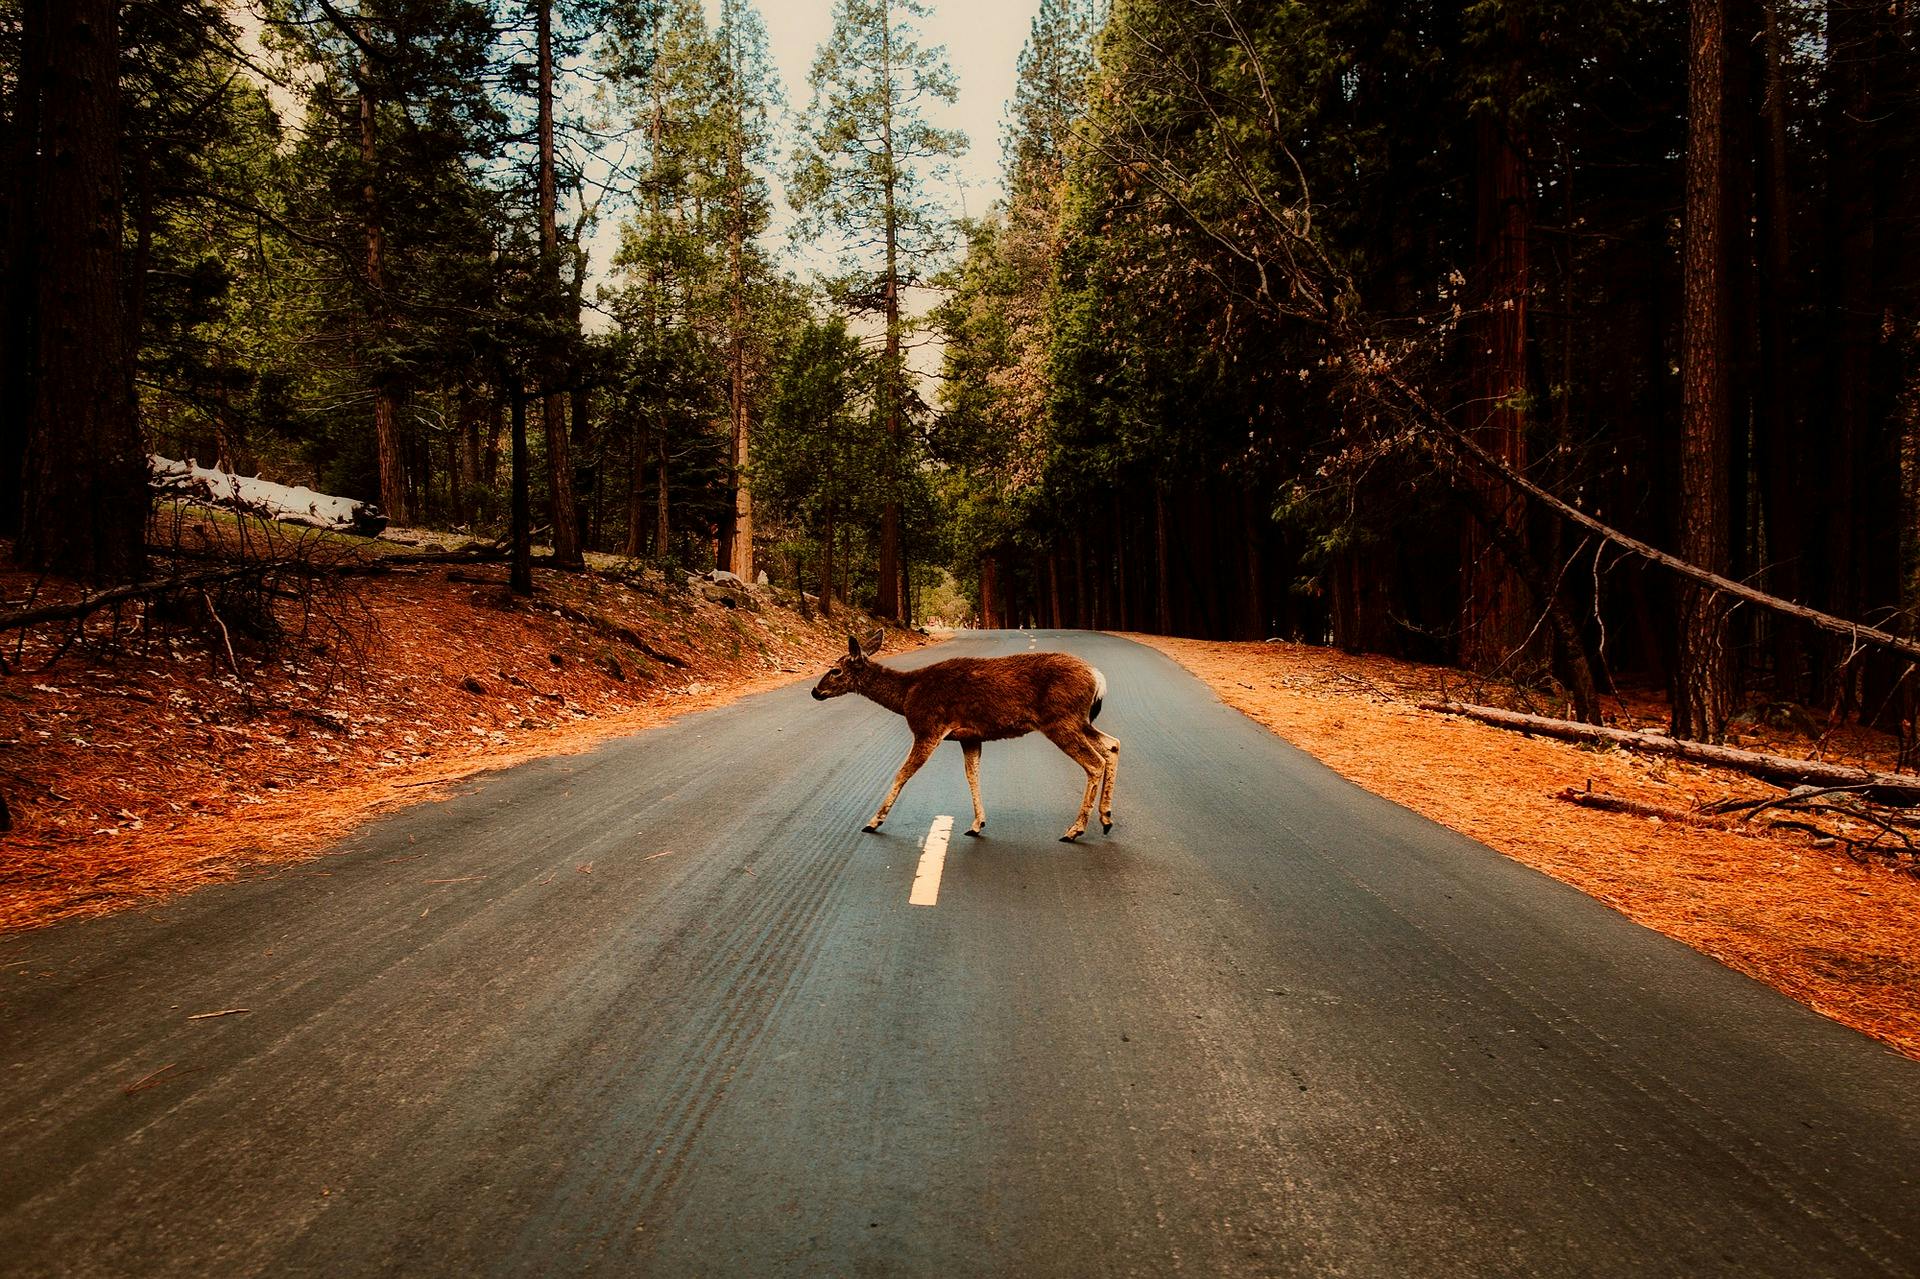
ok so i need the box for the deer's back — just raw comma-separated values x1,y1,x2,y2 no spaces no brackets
904,652,1096,741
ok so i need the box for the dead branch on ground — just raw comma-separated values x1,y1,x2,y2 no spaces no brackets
1421,700,1920,805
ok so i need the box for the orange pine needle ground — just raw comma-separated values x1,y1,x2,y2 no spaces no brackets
1,559,913,934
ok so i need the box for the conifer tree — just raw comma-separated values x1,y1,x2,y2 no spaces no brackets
712,0,779,580
791,0,966,619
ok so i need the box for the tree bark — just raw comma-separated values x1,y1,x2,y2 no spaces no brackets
720,53,753,581
1449,483,1603,724
873,2,902,620
1422,701,1920,805
1461,33,1534,674
0,0,45,538
655,430,670,560
537,0,582,570
1153,483,1172,634
1676,0,1735,742
510,378,532,596
1073,531,1088,629
358,60,407,526
17,0,146,582
820,498,836,619
1755,0,1804,697
624,415,650,558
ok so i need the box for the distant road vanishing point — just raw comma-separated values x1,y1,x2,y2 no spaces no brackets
2,631,1916,1277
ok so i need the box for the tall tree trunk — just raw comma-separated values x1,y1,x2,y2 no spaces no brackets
1676,0,1735,741
1048,550,1063,629
1460,37,1534,674
1818,0,1876,712
18,0,144,582
510,377,532,596
1755,0,1804,697
721,89,753,581
458,388,481,526
537,0,582,570
873,2,902,620
624,416,650,558
1073,530,1088,628
0,0,45,537
359,63,407,525
655,430,670,560
1153,484,1172,633
484,395,503,487
570,381,592,550
820,498,836,619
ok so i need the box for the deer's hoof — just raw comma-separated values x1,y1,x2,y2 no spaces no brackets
862,822,880,833
1059,833,1080,844
964,827,982,838
1101,821,1112,834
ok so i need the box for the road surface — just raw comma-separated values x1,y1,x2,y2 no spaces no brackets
3,631,1917,1277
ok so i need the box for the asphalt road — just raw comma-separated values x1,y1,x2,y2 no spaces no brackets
3,630,1918,1278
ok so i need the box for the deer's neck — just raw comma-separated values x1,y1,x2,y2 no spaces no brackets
856,662,915,716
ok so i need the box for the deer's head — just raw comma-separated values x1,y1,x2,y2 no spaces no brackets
812,630,886,700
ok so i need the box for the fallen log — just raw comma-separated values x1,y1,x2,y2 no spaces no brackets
1552,787,1735,829
152,455,387,535
1419,700,1920,806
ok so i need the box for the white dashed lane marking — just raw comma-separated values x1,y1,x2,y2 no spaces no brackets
909,816,954,907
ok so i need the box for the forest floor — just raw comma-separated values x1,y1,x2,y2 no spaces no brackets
0,522,915,934
1132,635,1920,1061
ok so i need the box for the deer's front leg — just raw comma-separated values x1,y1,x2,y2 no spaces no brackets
959,739,986,835
865,734,941,832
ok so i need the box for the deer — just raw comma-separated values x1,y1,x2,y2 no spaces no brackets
811,631,1120,843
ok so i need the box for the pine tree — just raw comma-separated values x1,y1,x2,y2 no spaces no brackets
15,0,147,581
1675,0,1734,740
712,0,779,581
791,0,967,619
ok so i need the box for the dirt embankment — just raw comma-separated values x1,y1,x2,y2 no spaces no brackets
1,552,914,933
1131,635,1920,1061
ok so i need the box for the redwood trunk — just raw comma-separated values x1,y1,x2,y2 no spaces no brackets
1460,60,1533,673
360,64,407,525
1675,0,1734,741
18,0,145,582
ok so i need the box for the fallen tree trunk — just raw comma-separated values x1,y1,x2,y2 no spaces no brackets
1420,700,1920,805
1552,787,1735,828
151,455,388,536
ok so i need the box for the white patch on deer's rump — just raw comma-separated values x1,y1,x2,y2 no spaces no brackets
1092,668,1108,704
909,816,954,907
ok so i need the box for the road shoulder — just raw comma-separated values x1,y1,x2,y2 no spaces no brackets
1128,633,1920,1060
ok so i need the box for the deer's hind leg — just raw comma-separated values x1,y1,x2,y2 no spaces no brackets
866,733,940,832
1090,728,1120,833
1044,725,1108,843
959,739,987,836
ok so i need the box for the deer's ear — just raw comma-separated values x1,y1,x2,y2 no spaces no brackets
847,634,861,656
863,628,886,655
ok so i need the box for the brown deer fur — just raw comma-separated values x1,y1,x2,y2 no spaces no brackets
812,632,1120,841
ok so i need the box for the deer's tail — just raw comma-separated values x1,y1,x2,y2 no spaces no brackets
1089,667,1108,723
